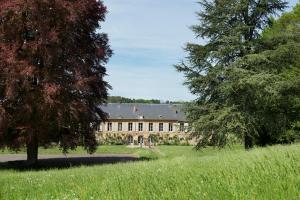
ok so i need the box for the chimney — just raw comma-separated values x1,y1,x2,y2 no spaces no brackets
133,106,138,113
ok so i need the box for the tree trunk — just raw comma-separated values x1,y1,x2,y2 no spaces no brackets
26,133,38,166
244,134,253,150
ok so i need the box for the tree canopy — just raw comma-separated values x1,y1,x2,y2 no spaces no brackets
0,0,112,164
177,0,300,149
107,96,186,104
108,96,161,104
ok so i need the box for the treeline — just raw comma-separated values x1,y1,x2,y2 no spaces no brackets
108,96,160,104
107,96,186,104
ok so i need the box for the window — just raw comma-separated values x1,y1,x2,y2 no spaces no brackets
169,123,173,132
107,122,112,131
159,123,163,132
138,123,143,131
96,124,101,132
128,135,133,144
180,123,184,132
148,135,153,143
118,123,122,131
149,123,153,131
138,136,144,144
128,123,133,131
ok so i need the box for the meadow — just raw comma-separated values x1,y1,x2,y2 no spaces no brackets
0,144,299,200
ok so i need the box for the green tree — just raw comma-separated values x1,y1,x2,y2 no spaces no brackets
230,4,300,146
108,96,161,104
176,0,299,149
0,0,112,165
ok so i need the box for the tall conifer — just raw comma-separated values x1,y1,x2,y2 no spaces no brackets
176,0,289,149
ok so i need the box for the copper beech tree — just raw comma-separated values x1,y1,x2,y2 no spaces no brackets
0,0,112,165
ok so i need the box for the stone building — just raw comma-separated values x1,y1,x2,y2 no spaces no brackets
97,103,189,146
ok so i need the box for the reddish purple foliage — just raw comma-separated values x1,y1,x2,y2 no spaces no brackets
0,0,112,157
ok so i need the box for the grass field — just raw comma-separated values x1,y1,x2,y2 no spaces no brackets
0,145,157,159
0,144,299,200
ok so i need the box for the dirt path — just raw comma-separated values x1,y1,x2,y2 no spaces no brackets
0,154,140,170
0,154,138,162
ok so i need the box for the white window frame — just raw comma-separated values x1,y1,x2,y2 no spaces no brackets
118,122,122,131
169,123,173,132
149,123,153,132
179,123,184,132
107,122,112,131
128,122,133,131
138,123,143,132
159,123,163,132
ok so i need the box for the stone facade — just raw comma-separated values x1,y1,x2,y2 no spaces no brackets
96,103,191,146
97,120,189,146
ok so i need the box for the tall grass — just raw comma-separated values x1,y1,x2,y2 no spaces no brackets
0,144,299,200
0,145,153,156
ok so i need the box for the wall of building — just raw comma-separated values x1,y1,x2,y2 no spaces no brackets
98,121,188,133
96,120,191,145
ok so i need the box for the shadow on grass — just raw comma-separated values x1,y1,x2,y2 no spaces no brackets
0,155,154,171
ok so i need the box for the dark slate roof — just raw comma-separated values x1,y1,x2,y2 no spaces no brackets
99,103,186,121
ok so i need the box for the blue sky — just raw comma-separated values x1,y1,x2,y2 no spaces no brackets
101,0,299,101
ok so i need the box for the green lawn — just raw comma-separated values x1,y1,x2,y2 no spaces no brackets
0,145,159,160
0,144,299,200
1,145,148,155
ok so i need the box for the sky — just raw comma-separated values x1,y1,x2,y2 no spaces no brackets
101,0,299,102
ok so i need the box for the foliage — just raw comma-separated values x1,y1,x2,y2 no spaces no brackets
0,144,299,199
100,135,127,145
108,96,161,104
96,133,191,146
224,4,300,146
107,96,187,104
176,0,300,149
0,0,112,162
